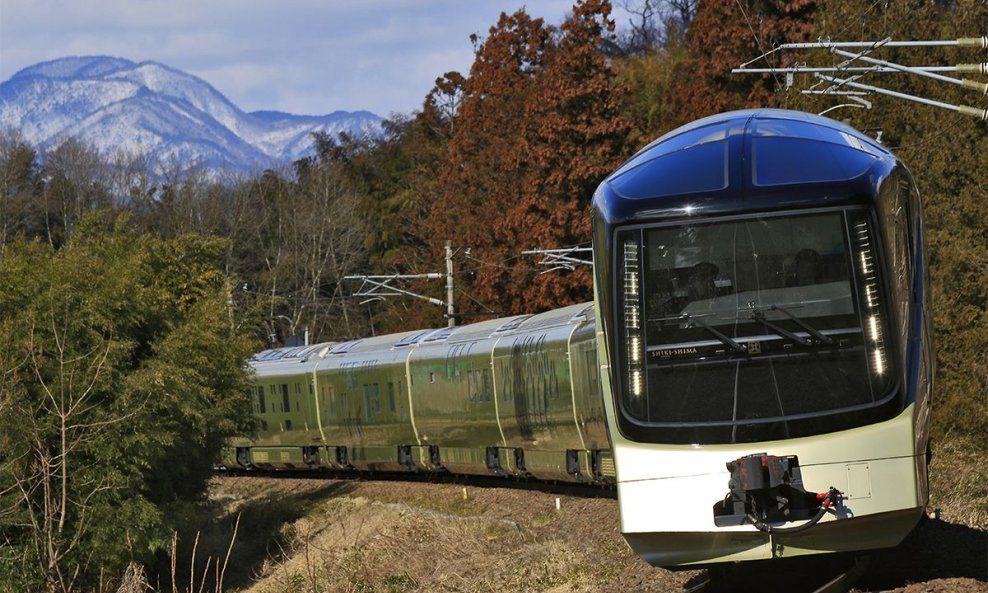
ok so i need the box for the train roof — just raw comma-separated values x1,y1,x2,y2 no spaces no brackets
594,109,901,224
249,303,596,373
250,342,334,378
252,342,333,363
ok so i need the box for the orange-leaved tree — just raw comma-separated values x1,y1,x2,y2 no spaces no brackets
662,0,817,129
424,1,633,320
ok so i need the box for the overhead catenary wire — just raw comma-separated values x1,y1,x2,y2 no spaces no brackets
734,32,988,120
829,48,988,95
734,65,984,74
815,74,988,121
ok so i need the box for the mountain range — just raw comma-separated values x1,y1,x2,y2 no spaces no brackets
0,56,384,173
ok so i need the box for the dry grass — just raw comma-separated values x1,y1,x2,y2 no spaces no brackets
136,455,987,593
202,478,690,593
928,437,988,530
243,497,593,593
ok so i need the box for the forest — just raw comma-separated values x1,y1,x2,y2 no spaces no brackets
0,0,985,590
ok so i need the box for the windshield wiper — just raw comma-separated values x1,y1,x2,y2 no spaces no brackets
744,305,834,346
749,310,811,346
769,305,834,344
677,313,747,354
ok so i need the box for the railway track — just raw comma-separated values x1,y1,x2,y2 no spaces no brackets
216,466,617,499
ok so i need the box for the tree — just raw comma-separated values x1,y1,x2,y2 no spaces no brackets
225,163,371,344
0,129,40,253
661,0,816,128
40,139,115,247
0,220,256,592
498,0,633,314
409,2,633,323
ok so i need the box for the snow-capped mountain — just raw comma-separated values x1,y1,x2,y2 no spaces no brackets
0,56,384,173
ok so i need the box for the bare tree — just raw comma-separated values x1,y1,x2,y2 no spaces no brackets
227,161,369,345
41,138,114,246
616,0,698,54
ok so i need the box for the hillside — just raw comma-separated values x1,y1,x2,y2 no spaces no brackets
169,472,986,593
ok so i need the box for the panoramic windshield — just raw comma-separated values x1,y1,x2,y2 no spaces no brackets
614,210,898,444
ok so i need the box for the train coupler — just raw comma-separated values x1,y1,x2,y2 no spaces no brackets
713,453,838,533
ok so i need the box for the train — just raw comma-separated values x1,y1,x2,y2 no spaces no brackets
225,109,933,569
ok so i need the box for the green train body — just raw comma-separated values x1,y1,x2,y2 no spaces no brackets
227,302,614,483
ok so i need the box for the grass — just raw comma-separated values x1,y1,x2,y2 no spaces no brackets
928,436,988,530
180,478,680,593
116,431,987,593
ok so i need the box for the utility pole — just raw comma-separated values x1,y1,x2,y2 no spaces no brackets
344,241,458,327
446,241,456,328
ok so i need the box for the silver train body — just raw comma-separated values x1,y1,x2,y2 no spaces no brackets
230,109,932,568
229,303,614,484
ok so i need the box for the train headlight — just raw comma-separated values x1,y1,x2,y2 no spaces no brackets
623,239,644,398
853,219,887,377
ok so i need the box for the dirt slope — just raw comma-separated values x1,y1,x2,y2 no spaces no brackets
191,476,986,593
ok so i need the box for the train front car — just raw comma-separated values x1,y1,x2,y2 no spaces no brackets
591,109,933,567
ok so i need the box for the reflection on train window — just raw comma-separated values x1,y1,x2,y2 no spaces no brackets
467,369,494,403
616,210,898,443
363,384,381,420
642,213,851,328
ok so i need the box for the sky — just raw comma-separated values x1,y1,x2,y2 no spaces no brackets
0,0,626,118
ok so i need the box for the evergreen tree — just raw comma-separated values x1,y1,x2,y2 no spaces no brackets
0,220,256,592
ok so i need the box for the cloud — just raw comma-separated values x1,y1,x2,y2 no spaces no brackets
1,0,580,116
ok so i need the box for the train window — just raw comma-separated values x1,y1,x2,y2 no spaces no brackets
585,349,599,395
482,369,492,402
343,362,359,389
612,122,729,180
609,138,728,199
363,384,381,419
467,370,477,402
296,401,300,412
613,209,899,444
388,382,395,413
285,420,292,431
752,137,876,186
256,386,266,414
281,384,290,413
